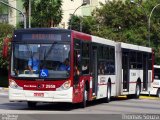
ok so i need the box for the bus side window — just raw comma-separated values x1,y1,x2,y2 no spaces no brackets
82,60,89,74
82,42,90,75
73,39,81,85
74,50,81,85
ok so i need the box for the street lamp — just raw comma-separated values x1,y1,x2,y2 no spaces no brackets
130,0,149,46
69,2,87,30
131,0,160,47
148,4,160,47
0,0,26,29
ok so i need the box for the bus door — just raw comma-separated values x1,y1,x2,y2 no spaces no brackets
91,46,98,96
143,53,148,91
122,51,129,92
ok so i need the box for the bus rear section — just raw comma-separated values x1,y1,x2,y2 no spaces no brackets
116,42,154,98
150,65,160,97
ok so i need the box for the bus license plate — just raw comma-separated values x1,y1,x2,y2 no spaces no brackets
34,93,44,97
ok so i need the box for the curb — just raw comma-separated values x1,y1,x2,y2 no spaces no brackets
118,95,160,100
140,96,160,100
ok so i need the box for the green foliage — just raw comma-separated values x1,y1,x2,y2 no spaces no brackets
68,15,97,34
0,23,14,69
68,15,82,31
0,0,8,14
69,0,160,64
21,0,63,28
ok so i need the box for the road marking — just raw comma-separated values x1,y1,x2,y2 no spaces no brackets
0,93,8,96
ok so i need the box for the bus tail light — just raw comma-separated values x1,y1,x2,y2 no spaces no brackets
9,79,23,90
56,80,71,90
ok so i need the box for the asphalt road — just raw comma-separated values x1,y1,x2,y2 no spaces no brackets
0,89,160,120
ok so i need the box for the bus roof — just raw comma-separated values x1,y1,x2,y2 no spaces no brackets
92,36,115,46
120,42,152,53
14,28,71,33
154,65,160,68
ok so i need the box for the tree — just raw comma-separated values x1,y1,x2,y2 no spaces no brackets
0,23,14,69
69,0,160,64
22,0,63,28
0,0,8,14
68,15,82,31
68,15,96,34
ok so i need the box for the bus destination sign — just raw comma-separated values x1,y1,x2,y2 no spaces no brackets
22,34,62,41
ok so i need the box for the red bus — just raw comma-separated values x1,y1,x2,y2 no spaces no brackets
4,28,154,108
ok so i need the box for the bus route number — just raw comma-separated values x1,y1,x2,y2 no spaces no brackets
46,84,55,88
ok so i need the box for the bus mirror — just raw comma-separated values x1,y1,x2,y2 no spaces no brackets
2,37,11,59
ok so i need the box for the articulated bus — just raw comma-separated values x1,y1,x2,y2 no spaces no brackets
3,28,154,108
149,65,160,97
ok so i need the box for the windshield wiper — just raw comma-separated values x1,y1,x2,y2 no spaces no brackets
41,42,57,68
45,42,57,60
25,44,33,60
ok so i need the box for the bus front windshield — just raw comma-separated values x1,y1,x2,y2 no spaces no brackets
11,43,70,79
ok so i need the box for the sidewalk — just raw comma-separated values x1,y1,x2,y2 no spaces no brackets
0,87,8,96
0,87,9,91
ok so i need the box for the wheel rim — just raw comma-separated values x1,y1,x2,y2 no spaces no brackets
157,89,160,97
136,85,140,96
108,86,111,100
82,90,87,107
84,90,87,101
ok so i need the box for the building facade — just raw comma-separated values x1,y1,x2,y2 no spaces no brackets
8,0,23,27
60,0,108,28
3,0,119,28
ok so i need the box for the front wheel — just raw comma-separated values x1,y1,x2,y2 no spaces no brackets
27,101,37,108
80,86,87,108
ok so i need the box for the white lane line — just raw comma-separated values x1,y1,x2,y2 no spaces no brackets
0,93,8,96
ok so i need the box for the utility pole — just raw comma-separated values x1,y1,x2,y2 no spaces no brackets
29,0,31,28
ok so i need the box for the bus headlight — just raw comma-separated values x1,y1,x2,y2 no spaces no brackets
9,79,23,90
56,80,71,90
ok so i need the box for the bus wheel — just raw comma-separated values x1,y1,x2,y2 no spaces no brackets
80,86,87,108
134,83,140,99
157,89,160,98
27,101,36,108
105,83,111,103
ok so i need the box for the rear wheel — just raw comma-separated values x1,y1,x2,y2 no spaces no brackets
27,101,36,108
134,83,140,99
105,83,111,103
127,94,133,99
157,88,160,98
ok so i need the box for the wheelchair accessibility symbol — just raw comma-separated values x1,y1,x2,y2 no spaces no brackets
40,69,48,77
